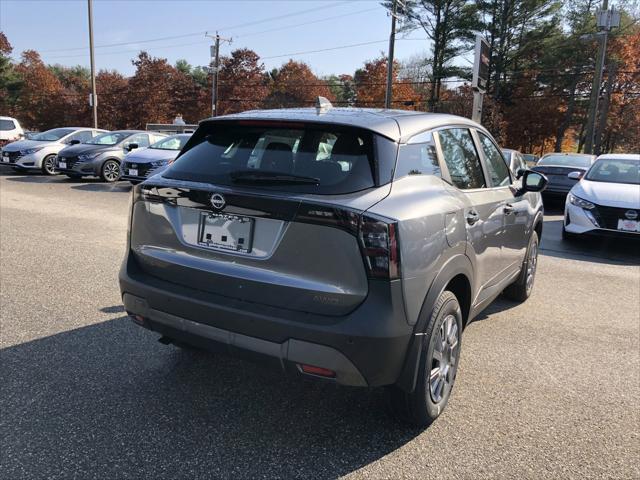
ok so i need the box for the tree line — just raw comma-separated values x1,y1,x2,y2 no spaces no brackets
0,0,638,154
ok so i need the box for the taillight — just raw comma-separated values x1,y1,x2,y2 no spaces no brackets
359,215,400,280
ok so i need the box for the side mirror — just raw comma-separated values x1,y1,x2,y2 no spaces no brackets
567,171,583,180
515,168,526,179
522,170,548,193
126,143,139,152
68,139,81,145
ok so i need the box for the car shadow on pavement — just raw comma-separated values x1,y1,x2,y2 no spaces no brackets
2,172,62,183
0,316,420,479
71,182,132,193
541,219,640,266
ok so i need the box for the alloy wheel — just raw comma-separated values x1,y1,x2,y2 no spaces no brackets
429,314,459,403
43,156,56,175
103,161,120,182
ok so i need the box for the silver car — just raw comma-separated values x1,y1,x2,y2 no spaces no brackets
120,105,547,427
121,133,192,184
56,130,167,182
1,127,106,174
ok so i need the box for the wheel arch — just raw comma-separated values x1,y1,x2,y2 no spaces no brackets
394,254,474,393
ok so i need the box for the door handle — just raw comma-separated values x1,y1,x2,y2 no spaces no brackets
466,210,480,225
503,203,515,215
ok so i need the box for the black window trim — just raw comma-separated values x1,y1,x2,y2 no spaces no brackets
394,129,444,181
470,128,513,189
431,125,488,191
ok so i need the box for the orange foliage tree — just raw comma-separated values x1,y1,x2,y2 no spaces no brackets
265,60,334,108
354,56,421,110
218,48,269,115
13,50,65,130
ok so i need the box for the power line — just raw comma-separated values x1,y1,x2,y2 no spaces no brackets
39,1,352,53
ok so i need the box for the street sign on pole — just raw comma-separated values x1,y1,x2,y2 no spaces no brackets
472,34,490,94
471,34,490,123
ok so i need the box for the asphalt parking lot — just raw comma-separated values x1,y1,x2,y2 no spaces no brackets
1,170,639,480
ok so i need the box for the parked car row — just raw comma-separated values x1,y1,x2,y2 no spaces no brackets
1,126,191,183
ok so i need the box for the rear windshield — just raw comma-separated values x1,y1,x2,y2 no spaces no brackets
164,122,377,194
0,119,16,131
538,154,592,168
586,159,640,185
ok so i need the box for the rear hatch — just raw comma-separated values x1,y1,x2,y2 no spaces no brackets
129,120,399,316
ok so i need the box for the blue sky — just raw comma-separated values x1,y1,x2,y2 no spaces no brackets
0,0,443,77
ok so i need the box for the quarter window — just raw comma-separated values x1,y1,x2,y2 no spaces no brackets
395,131,441,179
437,128,486,189
478,133,511,186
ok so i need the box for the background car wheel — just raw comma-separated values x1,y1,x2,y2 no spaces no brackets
504,230,539,302
41,154,57,175
100,159,121,183
387,290,462,428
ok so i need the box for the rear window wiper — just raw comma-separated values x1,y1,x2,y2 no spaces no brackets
230,170,319,185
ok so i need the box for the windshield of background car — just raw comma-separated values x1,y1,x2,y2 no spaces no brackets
164,122,377,194
86,132,128,146
31,128,75,141
0,119,16,130
538,154,592,168
585,159,640,185
150,135,188,151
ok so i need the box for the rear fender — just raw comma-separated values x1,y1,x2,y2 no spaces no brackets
394,253,473,392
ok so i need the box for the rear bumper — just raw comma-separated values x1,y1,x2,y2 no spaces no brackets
119,254,414,387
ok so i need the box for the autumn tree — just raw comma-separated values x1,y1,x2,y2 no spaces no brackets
49,64,92,127
265,60,334,108
600,29,640,152
217,48,268,115
354,56,421,109
13,50,65,130
123,52,177,128
95,70,129,130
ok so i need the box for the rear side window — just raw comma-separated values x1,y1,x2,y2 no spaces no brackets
165,122,376,194
437,128,486,189
0,119,16,131
69,130,94,143
477,132,511,186
395,131,441,179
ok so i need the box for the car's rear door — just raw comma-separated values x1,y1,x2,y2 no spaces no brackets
435,127,511,293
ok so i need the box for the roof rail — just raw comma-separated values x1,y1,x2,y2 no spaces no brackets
315,96,333,113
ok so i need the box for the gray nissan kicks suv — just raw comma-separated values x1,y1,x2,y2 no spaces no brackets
120,105,547,427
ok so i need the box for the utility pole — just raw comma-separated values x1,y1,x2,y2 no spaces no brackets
87,0,98,128
584,1,620,154
385,0,398,109
206,32,232,117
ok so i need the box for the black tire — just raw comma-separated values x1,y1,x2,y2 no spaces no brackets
387,290,462,428
65,173,82,179
503,230,539,302
41,154,57,175
100,159,121,183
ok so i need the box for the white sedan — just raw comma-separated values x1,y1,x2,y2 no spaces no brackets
563,153,640,239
